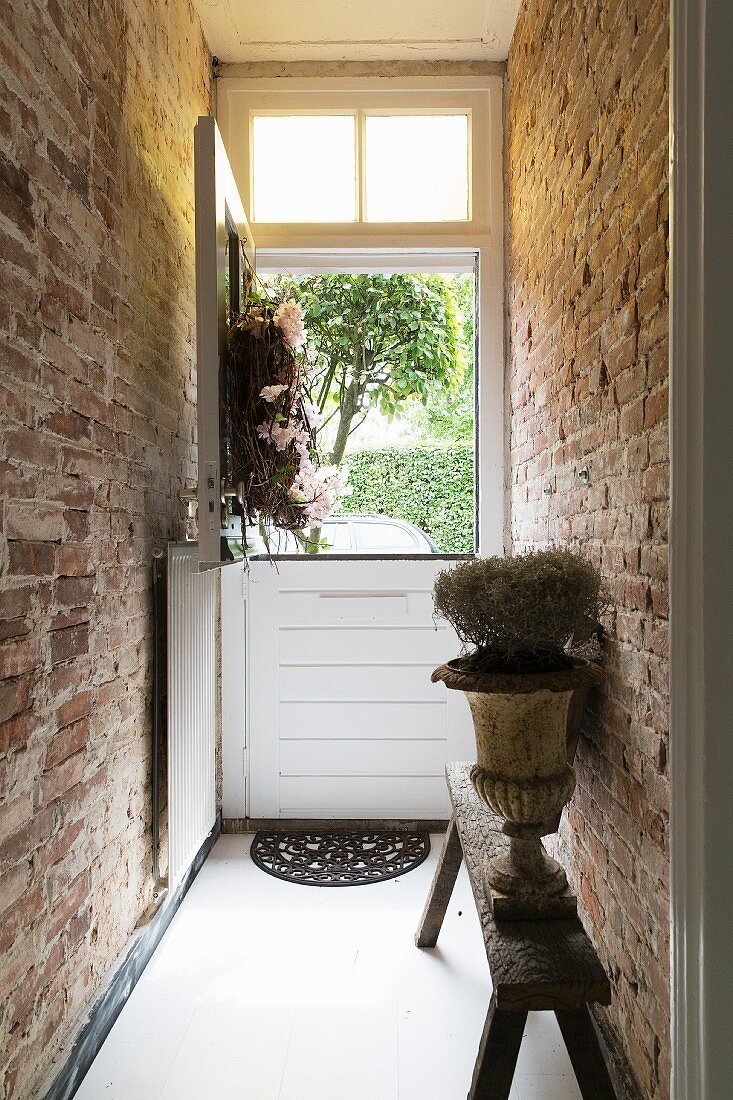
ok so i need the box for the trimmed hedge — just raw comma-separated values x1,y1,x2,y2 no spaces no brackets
339,445,475,553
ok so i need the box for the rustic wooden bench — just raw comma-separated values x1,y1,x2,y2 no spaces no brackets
415,762,617,1100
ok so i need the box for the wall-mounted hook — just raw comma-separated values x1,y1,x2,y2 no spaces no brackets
578,465,590,484
543,484,554,496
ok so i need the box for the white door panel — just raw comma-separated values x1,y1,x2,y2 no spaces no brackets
278,776,450,818
278,700,448,741
279,663,446,702
280,738,449,777
278,589,435,623
248,557,474,819
278,627,448,664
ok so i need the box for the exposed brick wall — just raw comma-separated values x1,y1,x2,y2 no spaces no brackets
0,0,211,1093
506,1,669,1096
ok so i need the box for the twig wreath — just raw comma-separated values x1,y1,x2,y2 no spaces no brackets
226,286,346,536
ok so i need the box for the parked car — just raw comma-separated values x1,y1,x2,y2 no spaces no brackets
222,514,440,556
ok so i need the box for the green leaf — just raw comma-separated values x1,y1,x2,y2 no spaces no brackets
262,270,472,456
336,444,475,554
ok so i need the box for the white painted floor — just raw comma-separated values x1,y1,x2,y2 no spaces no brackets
76,834,582,1100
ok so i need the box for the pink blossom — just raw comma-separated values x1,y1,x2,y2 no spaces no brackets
273,300,307,351
260,384,289,402
256,421,295,451
288,456,349,524
257,419,310,452
301,400,324,430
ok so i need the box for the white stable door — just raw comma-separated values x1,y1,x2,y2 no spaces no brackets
247,557,474,819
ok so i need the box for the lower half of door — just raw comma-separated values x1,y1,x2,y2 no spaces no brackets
247,557,475,819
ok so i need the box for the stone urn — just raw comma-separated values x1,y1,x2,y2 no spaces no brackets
432,658,605,920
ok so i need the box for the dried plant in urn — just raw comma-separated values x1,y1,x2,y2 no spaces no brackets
432,550,610,920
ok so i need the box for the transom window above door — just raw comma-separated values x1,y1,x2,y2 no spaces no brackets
251,111,470,224
215,77,500,244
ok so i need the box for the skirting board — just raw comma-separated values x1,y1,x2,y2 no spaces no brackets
41,814,222,1100
223,817,450,833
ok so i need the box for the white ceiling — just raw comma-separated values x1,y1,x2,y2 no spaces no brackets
195,0,521,64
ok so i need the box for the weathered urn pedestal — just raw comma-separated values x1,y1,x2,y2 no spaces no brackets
432,659,605,921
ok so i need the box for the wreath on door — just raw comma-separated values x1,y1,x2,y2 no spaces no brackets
227,289,346,539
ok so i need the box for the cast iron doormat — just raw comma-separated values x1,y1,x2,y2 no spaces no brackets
250,831,431,887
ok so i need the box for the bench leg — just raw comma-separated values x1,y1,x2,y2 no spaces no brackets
468,993,527,1100
555,1005,618,1100
415,813,463,948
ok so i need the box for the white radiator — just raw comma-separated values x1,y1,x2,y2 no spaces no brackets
167,543,217,887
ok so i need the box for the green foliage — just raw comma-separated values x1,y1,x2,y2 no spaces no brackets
266,273,466,464
404,363,474,443
340,445,475,554
403,272,475,444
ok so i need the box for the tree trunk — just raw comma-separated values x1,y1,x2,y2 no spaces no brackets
305,370,361,554
329,376,360,467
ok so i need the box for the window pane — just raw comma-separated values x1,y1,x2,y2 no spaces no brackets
365,114,469,223
252,115,356,222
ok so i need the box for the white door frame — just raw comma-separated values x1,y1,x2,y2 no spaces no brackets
216,74,507,555
670,0,733,1096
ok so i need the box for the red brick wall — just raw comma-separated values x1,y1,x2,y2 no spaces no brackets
0,0,211,1093
506,1,669,1096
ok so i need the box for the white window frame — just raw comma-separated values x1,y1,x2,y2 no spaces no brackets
248,107,472,226
216,76,505,555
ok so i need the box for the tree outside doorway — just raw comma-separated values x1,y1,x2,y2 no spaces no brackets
264,271,475,554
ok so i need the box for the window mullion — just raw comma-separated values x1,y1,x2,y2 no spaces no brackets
357,109,365,224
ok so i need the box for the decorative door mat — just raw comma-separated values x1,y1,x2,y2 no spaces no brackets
250,831,431,887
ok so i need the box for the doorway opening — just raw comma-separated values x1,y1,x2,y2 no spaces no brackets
220,251,483,822
223,252,479,559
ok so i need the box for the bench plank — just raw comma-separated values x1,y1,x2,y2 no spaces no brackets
446,762,612,1012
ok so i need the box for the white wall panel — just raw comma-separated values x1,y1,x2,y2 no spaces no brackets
221,559,246,818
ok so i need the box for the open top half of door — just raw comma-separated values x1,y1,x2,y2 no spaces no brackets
194,116,255,570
